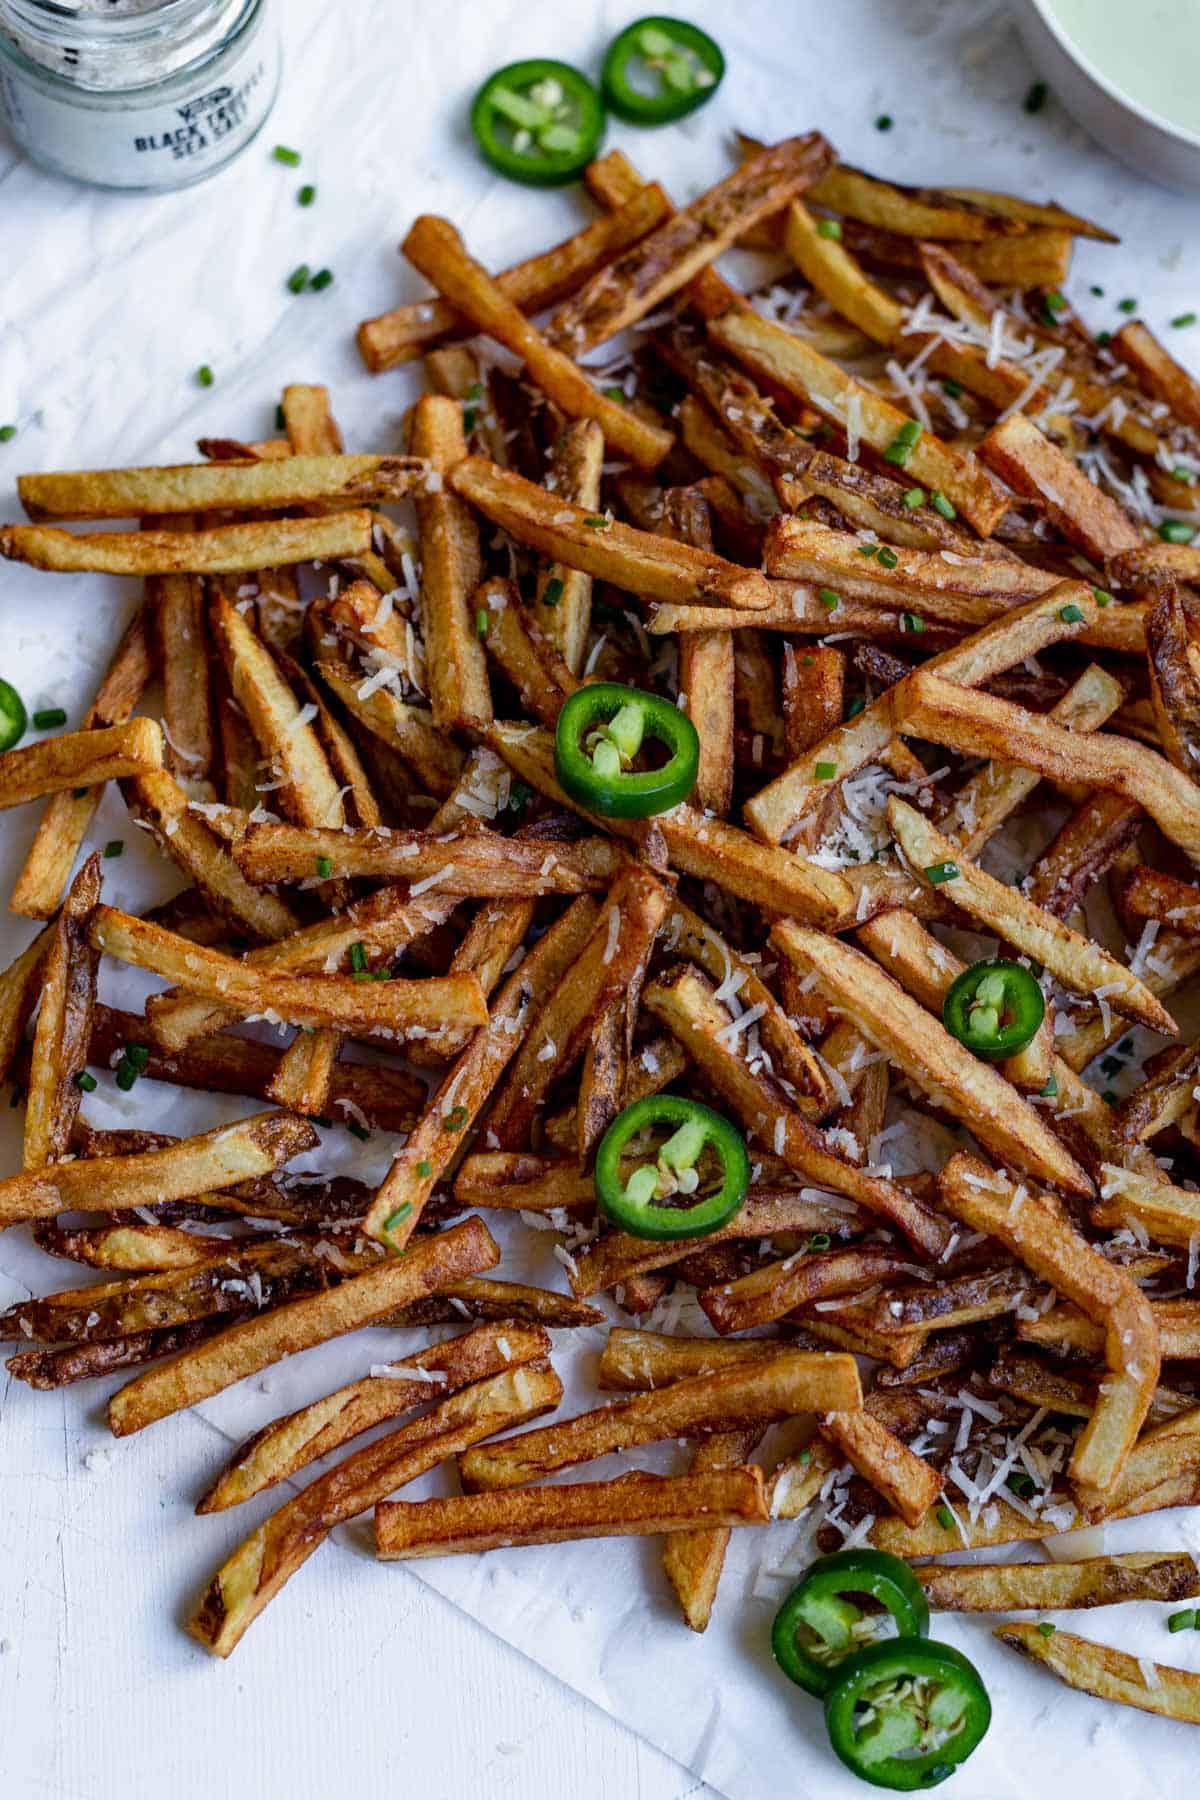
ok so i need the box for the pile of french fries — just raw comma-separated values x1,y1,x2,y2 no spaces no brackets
9,131,1200,1730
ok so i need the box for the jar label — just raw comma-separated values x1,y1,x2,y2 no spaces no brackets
0,21,280,189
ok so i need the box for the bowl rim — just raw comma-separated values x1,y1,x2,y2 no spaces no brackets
1023,0,1200,153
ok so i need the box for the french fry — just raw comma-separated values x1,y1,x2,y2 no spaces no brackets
0,1109,316,1227
843,218,1073,288
409,394,491,732
1113,1043,1200,1144
939,1154,1158,1493
808,163,1028,240
17,455,423,520
381,1275,602,1331
1144,581,1200,775
597,1329,793,1391
234,820,622,892
198,1321,550,1512
0,923,53,1084
189,1359,561,1657
452,1153,593,1214
529,419,604,672
1025,794,1144,924
773,924,1093,1197
820,1409,942,1528
484,865,670,1149
643,964,951,1255
0,717,162,811
402,217,672,469
708,308,1006,535
995,1623,1200,1724
662,1428,763,1631
978,412,1143,561
154,565,215,796
314,659,465,799
22,854,100,1170
1092,1163,1200,1248
1,512,375,576
887,796,1173,1033
475,576,579,727
6,1319,232,1390
1112,317,1200,434
660,485,735,814
451,456,770,608
1121,865,1200,935
109,1216,499,1436
89,906,486,1040
360,896,601,1249
921,1553,1199,1613
1018,1299,1200,1361
782,643,844,764
357,184,672,369
10,604,154,916
899,671,1200,871
378,1465,768,1560
32,1216,227,1273
459,1350,861,1492
700,1244,919,1335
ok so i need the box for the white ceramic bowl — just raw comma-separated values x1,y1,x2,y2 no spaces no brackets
1010,0,1200,191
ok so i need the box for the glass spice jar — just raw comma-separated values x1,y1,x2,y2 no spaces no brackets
0,0,280,191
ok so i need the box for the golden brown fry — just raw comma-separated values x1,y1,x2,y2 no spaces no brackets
402,217,672,469
32,1217,226,1273
199,1321,550,1512
1145,580,1200,776
820,1409,942,1528
660,485,735,814
0,718,162,811
409,394,491,732
808,162,1027,240
109,1216,499,1436
597,1329,794,1391
921,1554,1199,1613
700,1244,918,1335
0,923,53,1085
1113,317,1200,434
378,1466,768,1560
235,820,622,892
451,456,770,608
1092,1163,1200,1248
22,854,100,1171
382,1275,603,1331
460,1350,861,1492
978,412,1143,561
774,924,1093,1197
6,1319,231,1390
1,512,374,576
782,643,844,764
18,455,422,520
662,1428,762,1632
361,896,600,1249
357,184,672,369
153,566,215,795
529,420,604,672
0,1109,316,1227
995,1623,1200,1724
939,1154,1158,1493
452,1153,594,1213
314,659,465,799
189,1359,561,1657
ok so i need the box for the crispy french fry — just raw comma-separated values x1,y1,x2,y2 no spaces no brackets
530,419,604,672
109,1216,499,1436
820,1409,942,1527
921,1553,1199,1613
33,1216,227,1272
22,854,100,1170
314,659,465,799
199,1321,550,1512
18,455,423,520
660,484,735,814
939,1154,1158,1493
662,1428,763,1631
452,1152,594,1214
996,1623,1200,1724
234,820,622,892
357,184,672,369
402,217,672,469
1113,317,1200,434
0,718,162,811
189,1358,561,1657
1,512,375,575
378,1465,767,1560
597,1329,795,1391
6,1319,231,1390
381,1275,602,1331
1092,1163,1200,1248
409,394,491,732
700,1244,919,1335
978,412,1142,561
361,896,600,1249
451,456,769,608
460,1350,861,1492
0,923,53,1084
808,163,1027,240
0,1109,316,1227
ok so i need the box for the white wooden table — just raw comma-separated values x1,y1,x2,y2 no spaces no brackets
4,3,1200,1796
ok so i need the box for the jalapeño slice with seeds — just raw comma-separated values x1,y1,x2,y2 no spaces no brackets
471,60,605,186
772,1550,930,1699
554,681,700,818
0,678,27,752
823,1637,991,1790
942,959,1044,1061
601,17,725,125
594,1096,749,1240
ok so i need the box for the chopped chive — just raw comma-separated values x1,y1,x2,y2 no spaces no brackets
372,967,392,981
315,855,332,878
382,1202,413,1235
541,576,564,608
1103,1089,1118,1105
816,218,841,240
1043,290,1067,314
1117,296,1137,313
877,547,899,569
508,780,532,813
936,1506,955,1530
1096,330,1112,346
287,264,310,294
196,365,214,388
462,406,479,434
274,403,286,430
416,1160,433,1178
298,183,316,206
602,385,627,403
115,1058,138,1092
797,1449,812,1465
903,487,926,510
1092,585,1113,606
883,419,922,467
476,607,489,637
1172,312,1198,329
808,1232,831,1250
1006,1470,1036,1497
273,145,301,166
73,1070,97,1093
925,861,960,885
1090,284,1105,297
901,612,925,633
32,707,67,730
1023,81,1048,114
347,1121,370,1142
930,490,956,520
442,1104,469,1131
1168,1609,1197,1632
310,269,334,291
1159,519,1196,544
858,542,879,558
103,840,123,859
814,761,837,780
582,514,609,529
875,114,893,131
0,424,16,443
1036,1622,1056,1638
1059,603,1084,623
941,378,963,399
801,654,815,666
818,587,841,611
1040,1073,1058,1098
1172,466,1196,483
846,697,865,719
125,1044,149,1071
349,941,367,975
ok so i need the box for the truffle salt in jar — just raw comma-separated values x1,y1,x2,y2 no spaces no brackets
0,0,279,190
